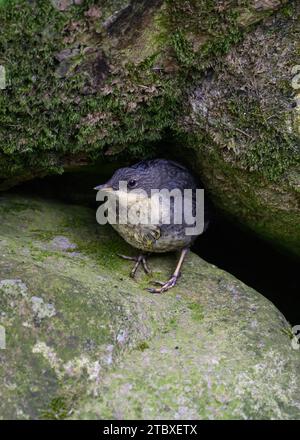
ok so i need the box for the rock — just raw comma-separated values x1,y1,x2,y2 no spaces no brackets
84,6,102,19
0,0,290,188
0,195,299,419
31,297,56,321
179,3,300,257
0,0,298,258
50,0,74,11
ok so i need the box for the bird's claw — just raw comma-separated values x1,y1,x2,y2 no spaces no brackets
117,254,137,261
146,275,178,294
151,280,165,286
117,253,151,278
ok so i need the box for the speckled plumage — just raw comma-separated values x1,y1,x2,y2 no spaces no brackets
97,159,208,252
95,159,209,293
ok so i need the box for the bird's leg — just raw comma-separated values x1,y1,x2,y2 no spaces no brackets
141,256,151,275
117,253,151,278
147,247,189,294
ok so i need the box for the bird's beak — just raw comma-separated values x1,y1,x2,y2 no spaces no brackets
93,183,114,192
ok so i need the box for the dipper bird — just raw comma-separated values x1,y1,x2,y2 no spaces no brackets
94,159,209,293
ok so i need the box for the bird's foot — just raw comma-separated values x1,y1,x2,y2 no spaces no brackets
117,253,151,278
146,274,179,294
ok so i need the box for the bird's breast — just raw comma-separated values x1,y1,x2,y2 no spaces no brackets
106,190,196,252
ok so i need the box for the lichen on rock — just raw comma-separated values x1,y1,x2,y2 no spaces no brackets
0,0,298,257
0,195,299,419
176,1,300,257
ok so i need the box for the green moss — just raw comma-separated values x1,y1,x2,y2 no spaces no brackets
187,301,204,322
0,200,37,213
171,31,195,68
1,0,298,258
164,0,246,68
0,0,281,187
75,237,127,271
0,0,182,183
135,341,150,351
281,327,295,340
41,396,69,420
1,194,300,420
0,1,71,175
171,129,300,257
161,315,179,334
199,26,243,60
281,2,295,17
222,99,298,180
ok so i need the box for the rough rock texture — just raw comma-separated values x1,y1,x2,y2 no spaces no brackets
180,2,300,257
0,0,298,258
0,195,299,419
1,0,286,188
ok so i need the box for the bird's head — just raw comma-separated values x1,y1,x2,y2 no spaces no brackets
94,160,171,196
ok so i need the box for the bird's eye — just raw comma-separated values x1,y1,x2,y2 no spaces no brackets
128,179,137,188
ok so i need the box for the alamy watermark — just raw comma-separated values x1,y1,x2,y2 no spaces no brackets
291,65,300,90
96,181,205,236
291,65,300,135
291,65,300,107
0,325,5,349
0,65,6,90
291,325,300,350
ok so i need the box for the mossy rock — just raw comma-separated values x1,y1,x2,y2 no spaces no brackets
0,0,290,188
179,1,300,257
0,195,299,419
0,0,298,258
